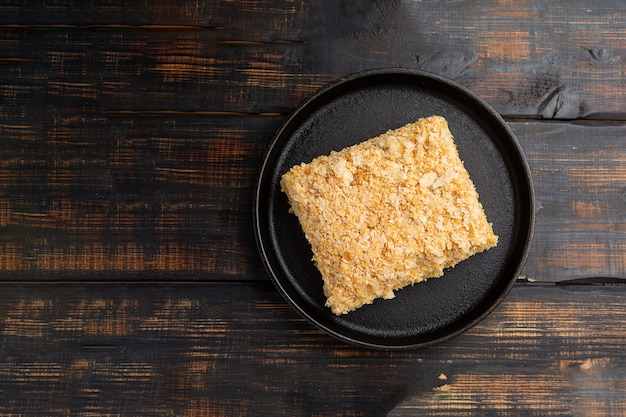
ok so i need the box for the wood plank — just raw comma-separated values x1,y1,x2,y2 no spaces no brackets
0,28,324,115
0,0,312,37
4,2,626,117
0,115,278,279
512,121,626,282
1,283,626,416
1,118,625,281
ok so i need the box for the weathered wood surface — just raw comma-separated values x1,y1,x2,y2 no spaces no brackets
1,283,626,417
3,1,626,118
1,0,626,415
515,122,626,282
1,1,626,282
2,116,625,282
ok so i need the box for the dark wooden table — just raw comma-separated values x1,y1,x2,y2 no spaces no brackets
2,1,626,415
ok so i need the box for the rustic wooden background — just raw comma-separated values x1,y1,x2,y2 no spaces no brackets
1,0,626,415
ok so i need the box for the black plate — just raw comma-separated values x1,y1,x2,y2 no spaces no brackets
254,68,534,350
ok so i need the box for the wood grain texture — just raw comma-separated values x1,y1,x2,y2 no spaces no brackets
2,117,625,281
0,115,277,279
4,1,626,117
1,283,626,416
1,1,626,281
1,1,626,414
512,121,626,282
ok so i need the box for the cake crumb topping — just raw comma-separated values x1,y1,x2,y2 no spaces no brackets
280,116,498,315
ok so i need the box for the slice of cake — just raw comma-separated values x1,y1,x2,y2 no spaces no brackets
280,115,498,315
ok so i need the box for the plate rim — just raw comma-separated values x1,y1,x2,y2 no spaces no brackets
253,67,535,350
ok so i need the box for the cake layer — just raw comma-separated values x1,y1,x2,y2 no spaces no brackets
280,116,498,315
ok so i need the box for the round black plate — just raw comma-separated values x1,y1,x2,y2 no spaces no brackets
254,68,534,350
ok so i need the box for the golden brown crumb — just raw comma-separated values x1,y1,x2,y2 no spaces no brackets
280,116,498,315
